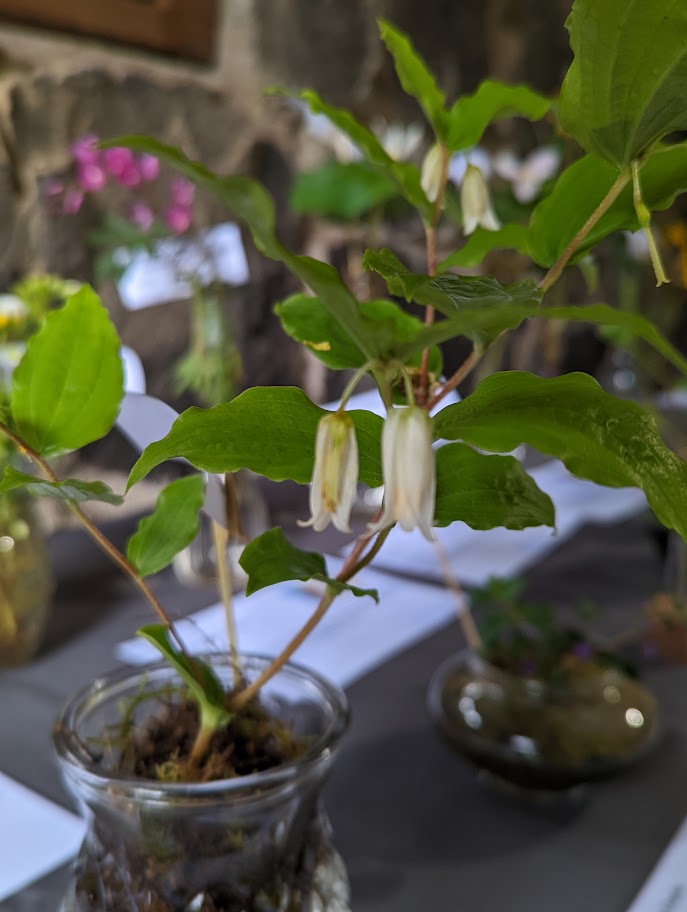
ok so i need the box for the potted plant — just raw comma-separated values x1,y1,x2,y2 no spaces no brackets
428,577,660,799
3,1,687,907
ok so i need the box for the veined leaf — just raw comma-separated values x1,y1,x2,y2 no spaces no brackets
378,19,448,140
291,161,398,219
439,224,531,270
529,144,687,267
434,443,554,530
558,0,687,166
0,466,123,505
127,387,383,490
433,371,687,540
446,80,550,152
127,475,206,577
239,528,379,600
10,286,123,458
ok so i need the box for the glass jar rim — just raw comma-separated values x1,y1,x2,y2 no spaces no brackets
53,653,350,802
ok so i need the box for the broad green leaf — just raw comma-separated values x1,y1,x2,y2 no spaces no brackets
378,19,448,140
438,224,531,270
137,624,229,732
102,137,374,359
433,371,687,540
446,80,550,152
0,466,123,505
295,93,431,217
558,0,687,166
434,443,554,529
291,161,398,219
529,144,687,267
275,294,442,374
127,387,383,490
239,527,379,600
10,286,123,457
127,475,206,577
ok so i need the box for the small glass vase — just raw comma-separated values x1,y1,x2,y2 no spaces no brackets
53,655,351,912
0,488,53,666
428,650,660,798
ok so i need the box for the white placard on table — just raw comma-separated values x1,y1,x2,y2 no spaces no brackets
116,558,465,685
0,772,85,901
626,817,687,912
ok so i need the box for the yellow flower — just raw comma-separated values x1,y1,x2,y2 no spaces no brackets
299,411,359,533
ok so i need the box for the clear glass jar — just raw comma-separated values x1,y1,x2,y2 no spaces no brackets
428,650,660,795
53,655,351,912
0,488,53,666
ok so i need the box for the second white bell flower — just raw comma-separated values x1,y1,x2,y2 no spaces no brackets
369,406,436,542
299,411,359,533
460,164,501,235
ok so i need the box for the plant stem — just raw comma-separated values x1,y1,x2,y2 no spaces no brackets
0,420,186,650
538,170,631,294
211,519,240,688
426,349,481,412
432,538,482,651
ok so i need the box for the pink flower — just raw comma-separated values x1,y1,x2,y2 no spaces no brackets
103,146,135,178
117,162,142,187
165,205,192,234
138,154,160,182
43,178,65,197
170,177,195,208
76,161,106,193
71,134,100,165
63,189,85,215
130,201,154,231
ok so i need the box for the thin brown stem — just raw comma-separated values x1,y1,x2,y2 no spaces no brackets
211,520,240,687
538,170,630,294
0,420,185,647
426,349,481,412
432,539,482,651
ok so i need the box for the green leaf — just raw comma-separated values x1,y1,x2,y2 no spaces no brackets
378,19,448,140
10,285,123,457
239,528,379,600
295,93,431,217
127,387,383,490
434,443,554,530
102,136,375,359
446,80,551,152
291,161,398,219
126,475,206,577
438,224,531,270
558,0,687,166
433,371,687,540
137,624,230,733
529,144,687,267
275,294,441,374
0,465,123,505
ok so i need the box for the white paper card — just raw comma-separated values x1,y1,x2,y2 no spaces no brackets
116,559,464,686
365,460,647,586
626,817,687,911
0,772,85,901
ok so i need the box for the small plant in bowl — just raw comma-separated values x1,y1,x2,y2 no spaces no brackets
428,577,659,797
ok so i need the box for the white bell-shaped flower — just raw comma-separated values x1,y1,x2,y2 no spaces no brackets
492,146,561,204
299,411,358,533
421,143,444,204
368,406,436,542
460,164,501,235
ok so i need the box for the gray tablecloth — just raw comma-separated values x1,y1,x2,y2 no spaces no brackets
1,516,685,912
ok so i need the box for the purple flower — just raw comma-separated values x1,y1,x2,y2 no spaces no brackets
138,154,160,182
130,201,154,231
170,177,195,208
76,161,106,193
103,146,135,177
63,189,85,215
165,204,192,234
571,641,594,661
117,162,142,187
71,134,100,165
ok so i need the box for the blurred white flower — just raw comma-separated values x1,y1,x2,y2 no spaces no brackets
368,406,436,542
460,164,501,235
0,341,26,391
299,411,359,533
0,294,28,329
492,146,561,204
373,119,424,161
447,147,492,185
295,101,362,163
624,230,651,262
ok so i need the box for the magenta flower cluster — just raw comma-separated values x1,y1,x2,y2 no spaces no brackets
47,133,196,235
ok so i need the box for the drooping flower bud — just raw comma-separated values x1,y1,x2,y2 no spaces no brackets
299,411,359,533
460,164,501,235
368,406,436,542
421,143,444,204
